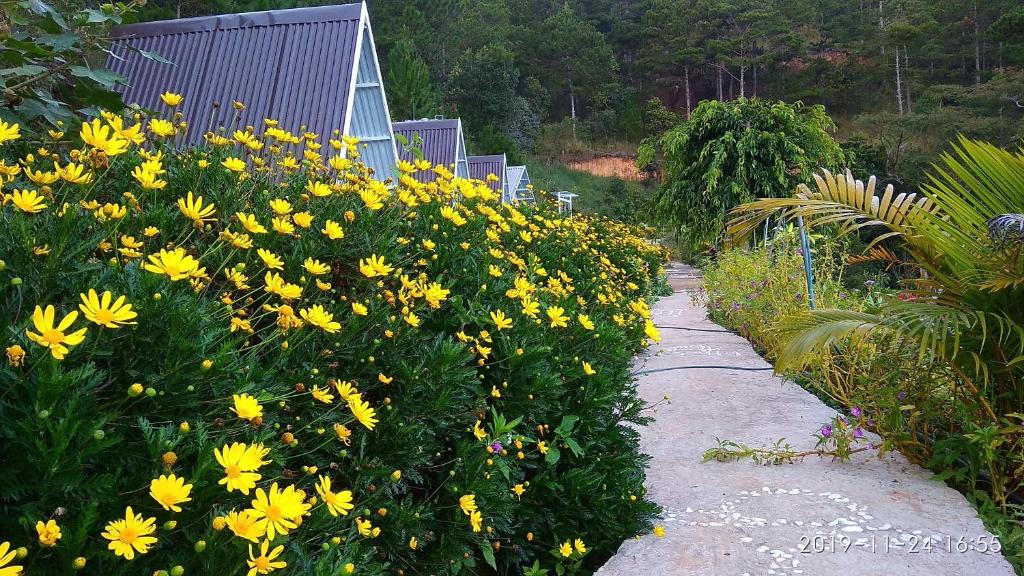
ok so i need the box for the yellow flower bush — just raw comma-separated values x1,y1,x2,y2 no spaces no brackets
0,100,667,575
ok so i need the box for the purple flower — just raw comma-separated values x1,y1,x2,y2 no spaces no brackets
850,406,862,418
864,279,876,287
794,293,804,302
490,441,503,453
731,302,741,311
750,280,758,289
897,390,907,401
839,291,847,299
820,424,833,438
853,427,865,439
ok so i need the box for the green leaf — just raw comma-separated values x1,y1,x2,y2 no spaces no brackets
545,446,561,465
0,64,47,77
563,437,583,457
69,65,125,88
83,8,121,24
137,49,173,65
15,97,69,125
27,0,68,32
554,415,578,436
4,37,57,57
480,542,497,570
37,33,78,51
524,560,549,576
496,457,510,481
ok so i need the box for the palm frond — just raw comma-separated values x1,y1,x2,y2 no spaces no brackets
773,309,883,371
846,246,910,270
773,301,1024,380
727,169,932,248
917,137,1024,291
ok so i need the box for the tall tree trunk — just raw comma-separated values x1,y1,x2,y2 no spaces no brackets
569,80,577,141
894,44,904,115
879,1,885,55
903,45,911,113
753,64,758,96
684,65,692,118
739,64,746,98
717,64,724,100
974,0,981,84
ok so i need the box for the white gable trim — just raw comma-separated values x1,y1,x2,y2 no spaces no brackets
339,2,398,179
340,6,364,156
360,2,398,177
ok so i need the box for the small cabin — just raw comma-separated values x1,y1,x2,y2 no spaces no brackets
504,165,534,204
392,118,469,182
106,2,398,180
468,154,507,200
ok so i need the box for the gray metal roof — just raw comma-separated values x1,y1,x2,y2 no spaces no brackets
468,154,506,195
106,2,398,179
392,118,468,183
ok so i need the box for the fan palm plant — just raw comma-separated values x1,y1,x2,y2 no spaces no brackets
727,137,1024,441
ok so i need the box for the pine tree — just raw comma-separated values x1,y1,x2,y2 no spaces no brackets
385,37,438,121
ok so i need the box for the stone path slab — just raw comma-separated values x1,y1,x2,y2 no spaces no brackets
598,263,1015,576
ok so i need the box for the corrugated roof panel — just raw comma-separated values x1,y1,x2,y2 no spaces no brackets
107,3,396,178
468,154,506,195
505,166,525,191
356,31,379,84
360,140,396,181
392,119,461,183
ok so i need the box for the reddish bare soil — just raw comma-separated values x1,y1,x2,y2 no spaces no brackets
566,155,647,181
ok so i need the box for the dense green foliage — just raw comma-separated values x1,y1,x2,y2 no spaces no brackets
0,102,668,575
0,1,138,126
383,38,438,121
641,98,847,248
707,141,1024,570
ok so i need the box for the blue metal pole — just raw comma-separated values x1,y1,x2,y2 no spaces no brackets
797,215,816,309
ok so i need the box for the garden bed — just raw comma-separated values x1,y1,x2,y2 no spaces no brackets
0,101,668,575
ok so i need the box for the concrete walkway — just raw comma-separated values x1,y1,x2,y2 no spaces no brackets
598,263,1014,576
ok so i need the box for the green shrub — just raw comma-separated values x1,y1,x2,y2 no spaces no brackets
0,98,668,575
639,98,847,251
